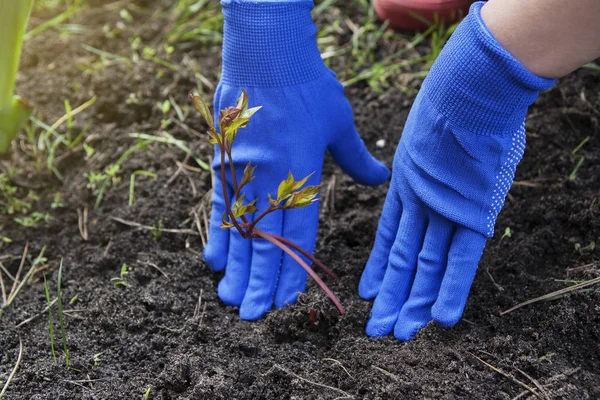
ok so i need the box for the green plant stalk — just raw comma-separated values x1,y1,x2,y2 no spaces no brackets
0,337,22,399
56,259,69,367
43,273,57,364
0,0,35,153
129,170,157,206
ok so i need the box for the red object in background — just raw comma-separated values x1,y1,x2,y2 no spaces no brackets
374,0,475,31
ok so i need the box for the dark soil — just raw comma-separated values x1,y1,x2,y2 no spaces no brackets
1,1,599,399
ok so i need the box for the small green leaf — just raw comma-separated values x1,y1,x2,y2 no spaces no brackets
208,128,221,145
231,194,245,217
225,117,250,144
235,89,248,112
221,211,234,229
234,199,258,218
276,172,295,203
239,106,262,120
240,162,257,190
189,93,214,129
268,193,279,207
276,172,315,203
283,185,321,208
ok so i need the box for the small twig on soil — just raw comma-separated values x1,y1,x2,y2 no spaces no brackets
64,379,106,390
103,239,113,258
166,154,190,186
176,161,204,173
322,358,353,379
322,174,336,213
191,209,206,248
486,268,504,292
183,169,198,197
515,368,550,400
468,353,541,399
0,270,6,307
0,262,16,282
111,217,199,235
193,290,203,320
139,261,169,280
185,243,203,257
77,207,89,241
500,276,600,316
566,262,597,276
265,364,353,399
15,298,58,328
0,337,23,399
171,118,204,138
371,366,408,383
199,302,207,329
512,181,542,188
8,243,29,301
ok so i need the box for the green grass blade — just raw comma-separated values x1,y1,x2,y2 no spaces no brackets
56,259,69,367
43,273,57,364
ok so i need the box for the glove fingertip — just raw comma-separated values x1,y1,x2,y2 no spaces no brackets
431,305,463,328
204,244,226,272
393,322,420,342
218,279,244,307
239,301,270,321
358,277,379,300
365,318,392,338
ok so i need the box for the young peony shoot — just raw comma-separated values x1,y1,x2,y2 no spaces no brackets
190,90,344,315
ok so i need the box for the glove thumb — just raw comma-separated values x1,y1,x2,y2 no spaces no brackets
328,126,390,185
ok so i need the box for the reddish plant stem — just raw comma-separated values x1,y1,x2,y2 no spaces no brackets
219,144,245,237
247,205,281,232
225,146,240,197
223,142,255,236
253,227,344,315
267,233,338,280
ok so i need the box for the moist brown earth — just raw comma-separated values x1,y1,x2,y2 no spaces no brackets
1,1,599,399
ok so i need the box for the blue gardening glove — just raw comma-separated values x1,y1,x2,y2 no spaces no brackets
359,2,556,340
204,0,390,320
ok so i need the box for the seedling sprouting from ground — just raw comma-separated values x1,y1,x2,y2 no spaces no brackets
111,263,130,287
190,90,344,315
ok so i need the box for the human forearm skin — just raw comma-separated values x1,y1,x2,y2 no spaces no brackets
481,0,600,79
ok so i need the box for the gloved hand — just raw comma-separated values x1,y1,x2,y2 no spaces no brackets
204,0,390,320
359,2,555,340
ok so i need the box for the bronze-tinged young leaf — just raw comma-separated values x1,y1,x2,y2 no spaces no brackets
290,172,314,192
234,199,258,218
231,194,245,217
225,117,250,144
275,171,315,203
283,185,321,209
220,106,241,129
276,171,296,203
221,211,234,229
208,128,221,145
235,89,248,112
190,93,214,130
268,193,279,207
239,106,262,121
240,162,257,190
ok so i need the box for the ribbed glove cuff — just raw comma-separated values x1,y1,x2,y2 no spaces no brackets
423,2,556,137
220,0,329,87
